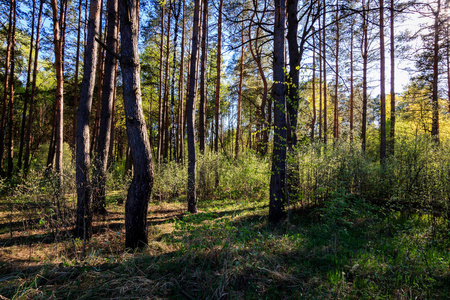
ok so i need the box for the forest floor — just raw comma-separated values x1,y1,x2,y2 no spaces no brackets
1,192,450,299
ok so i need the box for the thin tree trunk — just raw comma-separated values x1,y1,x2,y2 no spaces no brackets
334,0,339,142
389,0,395,154
24,0,44,174
286,0,299,148
7,0,16,178
170,0,181,162
18,0,36,171
214,0,223,186
92,0,119,215
73,0,83,151
318,13,322,141
75,0,102,240
362,0,368,153
119,0,154,248
311,26,316,141
322,0,327,145
91,4,105,157
350,21,354,143
380,0,387,161
177,0,186,163
269,0,287,223
162,8,172,161
235,28,244,159
431,0,440,142
157,4,165,163
0,1,13,175
186,0,201,214
199,0,208,154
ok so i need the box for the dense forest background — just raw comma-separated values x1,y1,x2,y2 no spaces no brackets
1,0,450,298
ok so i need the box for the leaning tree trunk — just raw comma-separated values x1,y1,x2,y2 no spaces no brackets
92,0,119,215
119,0,155,249
269,0,287,223
186,0,201,214
75,0,102,239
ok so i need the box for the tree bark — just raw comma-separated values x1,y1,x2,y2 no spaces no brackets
92,0,119,215
214,0,223,186
311,26,316,141
389,0,395,154
361,0,368,153
380,0,387,161
431,0,440,142
0,0,13,176
6,0,16,178
50,0,64,188
235,28,244,159
119,0,154,248
269,0,287,223
286,0,299,148
24,0,44,174
18,0,36,172
349,21,354,143
333,0,339,142
72,0,83,151
177,0,186,163
157,4,165,163
75,0,102,239
199,0,208,155
322,0,327,145
162,8,172,161
170,0,181,162
186,0,201,214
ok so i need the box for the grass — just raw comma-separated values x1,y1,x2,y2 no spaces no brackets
1,190,450,299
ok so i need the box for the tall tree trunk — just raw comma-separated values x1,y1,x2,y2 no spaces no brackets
389,0,395,154
157,4,165,163
73,0,83,151
0,0,13,176
75,0,102,239
7,0,16,178
170,0,181,162
50,0,64,187
311,26,316,141
350,21,354,143
162,8,172,161
186,0,201,214
24,0,44,174
249,0,268,155
18,0,36,171
362,0,368,153
92,0,119,215
177,0,186,163
380,0,387,161
322,0,327,145
286,0,299,148
431,0,440,142
269,0,287,223
91,3,105,157
199,0,208,154
235,28,244,159
318,13,322,141
214,0,223,186
119,0,154,248
333,0,339,142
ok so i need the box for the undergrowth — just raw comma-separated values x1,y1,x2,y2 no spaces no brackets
1,137,450,298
